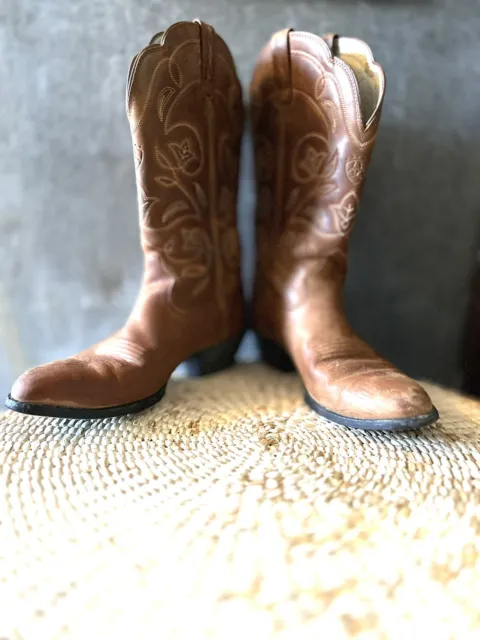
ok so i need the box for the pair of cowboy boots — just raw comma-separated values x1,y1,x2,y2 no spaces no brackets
6,21,439,431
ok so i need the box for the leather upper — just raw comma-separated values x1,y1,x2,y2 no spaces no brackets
11,21,245,409
252,30,434,420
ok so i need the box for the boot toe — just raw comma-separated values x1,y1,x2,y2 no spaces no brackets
389,379,434,419
338,372,435,421
307,364,438,430
7,356,166,419
9,360,91,409
10,369,43,405
326,372,439,432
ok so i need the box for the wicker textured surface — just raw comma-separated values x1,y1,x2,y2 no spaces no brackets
1,363,480,640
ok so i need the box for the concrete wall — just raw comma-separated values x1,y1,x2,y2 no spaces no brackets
1,0,480,399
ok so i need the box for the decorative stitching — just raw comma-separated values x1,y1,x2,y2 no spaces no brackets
129,35,241,317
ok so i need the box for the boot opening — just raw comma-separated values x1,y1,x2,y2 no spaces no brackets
331,36,382,126
149,32,165,45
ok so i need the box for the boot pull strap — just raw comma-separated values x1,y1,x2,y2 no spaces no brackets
322,33,340,56
194,19,214,86
271,28,294,102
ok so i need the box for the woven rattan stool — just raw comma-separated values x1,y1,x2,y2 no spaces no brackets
1,364,480,639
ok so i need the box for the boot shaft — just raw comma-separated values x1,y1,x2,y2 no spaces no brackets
126,21,244,321
251,30,385,277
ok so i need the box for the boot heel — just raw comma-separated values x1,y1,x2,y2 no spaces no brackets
183,335,243,376
257,336,296,372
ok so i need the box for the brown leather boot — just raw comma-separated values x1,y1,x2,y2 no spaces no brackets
251,29,438,431
6,21,245,419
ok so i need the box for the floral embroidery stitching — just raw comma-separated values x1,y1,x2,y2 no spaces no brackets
329,191,358,235
169,139,197,169
345,156,365,185
129,37,241,315
299,145,328,178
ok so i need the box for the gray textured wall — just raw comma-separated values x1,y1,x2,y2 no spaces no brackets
1,0,480,400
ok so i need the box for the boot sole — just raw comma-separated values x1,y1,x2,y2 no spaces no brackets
304,390,439,432
258,336,440,432
5,334,243,420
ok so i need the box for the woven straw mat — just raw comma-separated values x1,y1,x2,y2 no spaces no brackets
1,363,480,640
